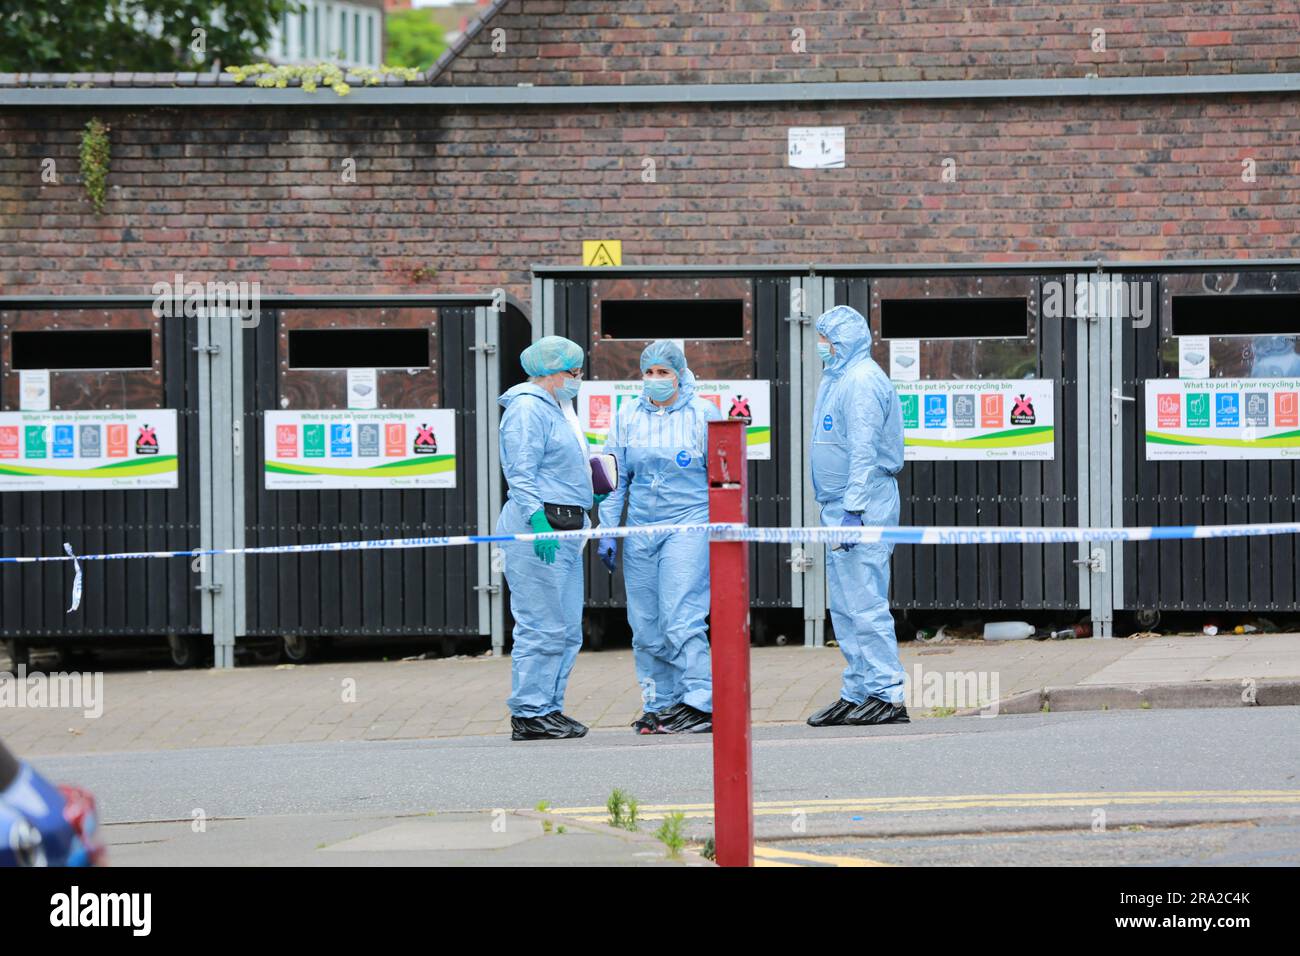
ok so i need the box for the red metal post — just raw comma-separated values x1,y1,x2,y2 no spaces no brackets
706,419,753,867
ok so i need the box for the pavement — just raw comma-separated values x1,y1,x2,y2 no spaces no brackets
101,809,710,867
31,708,1300,866
10,632,1299,866
4,632,1300,756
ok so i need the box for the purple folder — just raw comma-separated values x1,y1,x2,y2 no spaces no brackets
590,454,618,494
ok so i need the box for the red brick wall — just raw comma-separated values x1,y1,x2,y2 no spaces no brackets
2,97,1296,302
436,0,1300,85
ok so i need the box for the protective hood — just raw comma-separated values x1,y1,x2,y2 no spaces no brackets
816,305,873,375
499,381,559,410
638,366,698,412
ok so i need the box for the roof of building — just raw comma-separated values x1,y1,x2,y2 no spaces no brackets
2,1,1299,104
424,0,511,84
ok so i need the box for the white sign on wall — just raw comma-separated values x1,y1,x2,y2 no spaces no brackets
346,368,378,409
19,370,50,411
889,340,920,381
788,127,845,169
264,409,457,489
1179,335,1211,379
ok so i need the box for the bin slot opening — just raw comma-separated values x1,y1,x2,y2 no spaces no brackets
880,298,1028,340
600,299,744,340
10,330,153,370
1172,294,1300,336
288,329,430,369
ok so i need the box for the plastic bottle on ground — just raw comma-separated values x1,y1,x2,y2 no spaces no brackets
983,621,1035,641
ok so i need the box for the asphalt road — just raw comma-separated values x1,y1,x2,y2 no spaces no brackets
26,706,1300,864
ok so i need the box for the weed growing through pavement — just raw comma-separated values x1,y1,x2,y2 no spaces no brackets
606,788,639,831
655,812,686,858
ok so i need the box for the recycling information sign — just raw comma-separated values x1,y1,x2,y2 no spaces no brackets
0,410,179,490
579,380,771,460
264,409,457,489
894,379,1055,461
1145,378,1300,460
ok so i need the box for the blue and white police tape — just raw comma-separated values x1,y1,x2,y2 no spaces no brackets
5,520,1300,613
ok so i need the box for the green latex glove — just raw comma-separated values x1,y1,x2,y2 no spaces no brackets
593,493,609,505
529,509,559,564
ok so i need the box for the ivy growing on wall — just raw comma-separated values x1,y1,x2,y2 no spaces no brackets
79,118,110,215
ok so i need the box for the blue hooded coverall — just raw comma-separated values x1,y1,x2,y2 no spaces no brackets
598,343,722,713
497,378,593,718
811,306,908,706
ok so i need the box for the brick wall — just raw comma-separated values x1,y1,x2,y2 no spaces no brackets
2,96,1296,302
435,0,1300,85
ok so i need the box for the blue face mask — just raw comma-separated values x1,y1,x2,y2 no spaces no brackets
643,377,677,403
817,343,834,365
555,376,582,401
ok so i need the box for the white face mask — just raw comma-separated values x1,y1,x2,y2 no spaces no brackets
643,377,677,402
555,376,582,401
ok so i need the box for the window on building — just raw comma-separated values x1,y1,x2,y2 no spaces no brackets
879,298,1029,339
1171,294,1300,336
299,11,307,61
340,9,347,59
600,299,746,340
367,13,374,66
313,6,320,56
288,329,431,369
12,330,153,370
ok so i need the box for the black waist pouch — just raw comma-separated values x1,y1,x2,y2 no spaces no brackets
544,502,586,531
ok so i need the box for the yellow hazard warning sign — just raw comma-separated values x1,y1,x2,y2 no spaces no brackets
583,240,622,267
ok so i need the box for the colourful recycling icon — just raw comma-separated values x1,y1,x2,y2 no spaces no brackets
728,396,751,420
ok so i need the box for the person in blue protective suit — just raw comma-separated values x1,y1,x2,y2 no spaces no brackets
596,341,722,735
497,335,609,741
807,305,910,726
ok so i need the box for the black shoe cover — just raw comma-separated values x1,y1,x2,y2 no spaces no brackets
807,698,857,727
512,714,580,741
632,712,664,734
845,698,910,725
551,712,589,737
660,704,712,734
655,703,686,724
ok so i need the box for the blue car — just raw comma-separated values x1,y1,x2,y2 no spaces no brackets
0,740,105,867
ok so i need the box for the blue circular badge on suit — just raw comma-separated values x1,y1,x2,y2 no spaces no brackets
822,414,834,431
676,450,692,467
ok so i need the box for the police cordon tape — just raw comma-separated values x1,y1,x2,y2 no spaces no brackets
4,520,1300,614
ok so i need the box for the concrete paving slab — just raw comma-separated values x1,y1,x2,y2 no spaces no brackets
100,810,709,866
5,634,1300,755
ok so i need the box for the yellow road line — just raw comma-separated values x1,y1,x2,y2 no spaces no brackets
548,790,1300,823
753,846,891,867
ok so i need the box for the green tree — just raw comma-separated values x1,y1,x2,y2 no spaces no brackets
385,8,446,72
0,0,299,73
